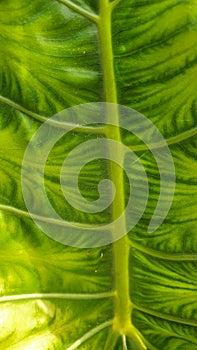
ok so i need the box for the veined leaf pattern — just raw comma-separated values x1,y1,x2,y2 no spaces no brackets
0,0,197,349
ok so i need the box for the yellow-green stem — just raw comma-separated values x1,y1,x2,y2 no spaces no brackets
98,0,132,333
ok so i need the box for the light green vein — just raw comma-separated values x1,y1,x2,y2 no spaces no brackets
0,95,48,123
0,292,114,303
0,95,105,134
65,320,113,350
1,203,197,261
0,204,113,233
122,334,128,350
0,204,95,229
143,339,159,350
129,126,197,151
57,0,99,24
1,95,196,145
104,330,119,350
161,127,197,146
133,303,197,328
111,0,122,10
129,239,197,261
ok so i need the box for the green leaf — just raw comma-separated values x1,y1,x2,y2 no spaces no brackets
0,0,197,349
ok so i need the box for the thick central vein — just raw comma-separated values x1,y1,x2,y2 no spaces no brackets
98,0,132,334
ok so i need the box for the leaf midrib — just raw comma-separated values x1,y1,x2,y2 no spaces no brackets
98,0,133,339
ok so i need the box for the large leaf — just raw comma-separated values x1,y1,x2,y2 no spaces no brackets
0,0,197,349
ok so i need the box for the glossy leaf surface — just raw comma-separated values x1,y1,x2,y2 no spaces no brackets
0,0,197,349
